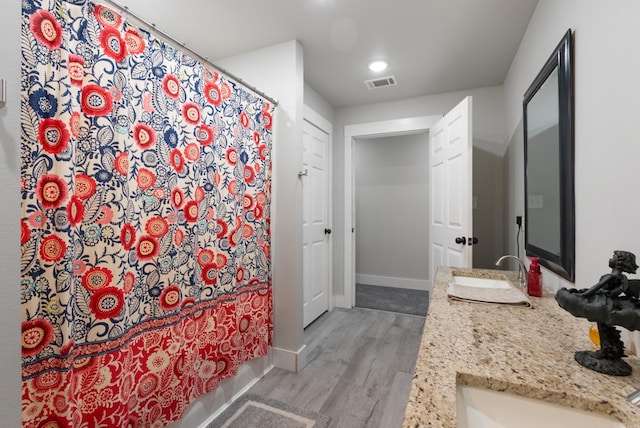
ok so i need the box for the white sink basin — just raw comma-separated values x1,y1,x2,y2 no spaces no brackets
457,385,626,428
451,275,512,289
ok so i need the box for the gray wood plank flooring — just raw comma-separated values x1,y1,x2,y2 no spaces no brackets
247,308,425,427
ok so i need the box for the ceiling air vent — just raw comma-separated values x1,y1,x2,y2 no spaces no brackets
364,75,397,89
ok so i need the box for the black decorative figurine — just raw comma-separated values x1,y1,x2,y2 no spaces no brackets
556,250,640,376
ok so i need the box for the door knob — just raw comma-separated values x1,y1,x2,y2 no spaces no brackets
455,236,466,245
468,237,478,246
324,228,332,235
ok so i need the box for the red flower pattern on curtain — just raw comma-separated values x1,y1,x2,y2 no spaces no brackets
20,1,274,427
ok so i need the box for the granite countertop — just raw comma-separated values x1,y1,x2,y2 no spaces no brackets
403,266,640,427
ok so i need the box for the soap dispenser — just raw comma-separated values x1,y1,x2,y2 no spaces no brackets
527,257,542,297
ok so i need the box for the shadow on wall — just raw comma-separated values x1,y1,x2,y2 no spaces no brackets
473,145,505,269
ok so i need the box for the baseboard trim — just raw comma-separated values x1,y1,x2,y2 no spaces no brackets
272,344,307,372
356,274,430,291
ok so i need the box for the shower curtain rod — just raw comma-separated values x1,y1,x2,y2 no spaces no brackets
99,0,279,107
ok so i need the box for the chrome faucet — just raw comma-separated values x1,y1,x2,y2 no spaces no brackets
628,388,640,406
495,255,528,292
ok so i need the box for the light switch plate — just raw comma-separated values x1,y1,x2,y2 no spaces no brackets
528,194,544,209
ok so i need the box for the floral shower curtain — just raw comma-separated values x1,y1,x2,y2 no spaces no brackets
20,1,274,427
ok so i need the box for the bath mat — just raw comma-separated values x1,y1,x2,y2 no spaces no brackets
206,393,330,428
355,283,429,316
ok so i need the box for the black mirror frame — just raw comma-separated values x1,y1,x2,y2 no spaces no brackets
523,29,575,282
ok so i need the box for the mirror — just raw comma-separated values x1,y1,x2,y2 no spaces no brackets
523,29,574,282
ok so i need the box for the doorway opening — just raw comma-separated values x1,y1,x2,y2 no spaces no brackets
343,116,441,308
353,133,431,315
343,97,474,309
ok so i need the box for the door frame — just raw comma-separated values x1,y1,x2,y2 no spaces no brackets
343,115,442,309
303,105,334,317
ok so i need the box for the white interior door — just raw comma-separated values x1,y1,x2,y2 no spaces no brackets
429,97,473,282
302,119,330,327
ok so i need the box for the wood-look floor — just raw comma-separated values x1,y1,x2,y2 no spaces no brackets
247,308,425,428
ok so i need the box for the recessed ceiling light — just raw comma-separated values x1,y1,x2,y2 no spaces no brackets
367,60,389,73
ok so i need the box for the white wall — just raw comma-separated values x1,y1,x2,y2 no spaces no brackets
354,133,430,289
503,122,526,268
333,85,506,298
503,0,640,291
0,1,24,426
304,83,335,124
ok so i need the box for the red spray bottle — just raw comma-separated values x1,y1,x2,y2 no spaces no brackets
527,257,542,297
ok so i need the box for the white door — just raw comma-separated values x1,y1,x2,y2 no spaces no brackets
302,119,330,327
430,97,473,282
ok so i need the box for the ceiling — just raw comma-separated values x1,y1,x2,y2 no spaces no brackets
113,0,539,108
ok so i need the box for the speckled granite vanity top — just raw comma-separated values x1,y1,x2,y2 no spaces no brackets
403,266,640,427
